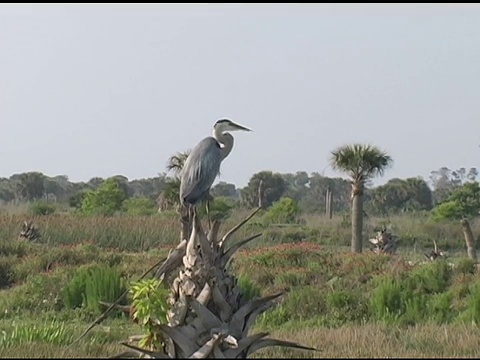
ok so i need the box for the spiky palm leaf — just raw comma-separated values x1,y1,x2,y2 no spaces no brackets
167,151,191,178
112,208,318,358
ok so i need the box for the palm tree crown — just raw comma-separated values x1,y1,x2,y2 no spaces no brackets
330,144,393,185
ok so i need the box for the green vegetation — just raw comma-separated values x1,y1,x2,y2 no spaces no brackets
0,211,479,357
130,278,170,350
62,264,128,315
0,159,479,357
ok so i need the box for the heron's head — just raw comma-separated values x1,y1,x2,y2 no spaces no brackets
214,119,252,133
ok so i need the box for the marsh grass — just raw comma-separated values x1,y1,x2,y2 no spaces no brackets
2,323,480,358
0,208,480,357
254,324,480,358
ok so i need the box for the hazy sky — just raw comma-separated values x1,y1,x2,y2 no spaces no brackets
1,3,479,188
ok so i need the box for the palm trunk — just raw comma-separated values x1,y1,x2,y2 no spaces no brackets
112,208,317,358
325,187,333,219
351,182,363,253
461,219,477,261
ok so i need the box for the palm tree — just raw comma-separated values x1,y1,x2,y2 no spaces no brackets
330,144,393,253
161,151,191,209
166,151,191,178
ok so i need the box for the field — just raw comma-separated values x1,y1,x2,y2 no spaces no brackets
1,209,480,358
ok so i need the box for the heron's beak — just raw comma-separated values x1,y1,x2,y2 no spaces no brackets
232,123,252,132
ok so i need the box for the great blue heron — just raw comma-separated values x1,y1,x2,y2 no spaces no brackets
179,118,252,224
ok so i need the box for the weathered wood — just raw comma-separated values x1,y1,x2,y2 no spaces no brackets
112,208,318,359
258,180,264,209
155,240,187,280
99,301,131,314
20,220,41,242
223,332,269,358
207,220,222,244
461,219,477,261
188,333,223,359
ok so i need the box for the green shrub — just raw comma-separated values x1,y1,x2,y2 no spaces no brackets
0,272,66,317
408,260,452,294
263,197,300,224
402,292,428,325
371,276,405,323
281,285,327,321
372,262,455,326
324,289,369,327
428,292,454,324
81,178,127,216
0,256,16,288
465,283,480,325
237,274,261,302
29,201,56,216
455,258,477,275
0,240,28,258
257,305,290,328
281,228,309,243
123,197,157,216
197,196,235,221
130,278,170,350
62,264,127,315
275,270,314,288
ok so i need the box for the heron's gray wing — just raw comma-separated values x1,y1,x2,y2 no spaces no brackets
180,137,222,204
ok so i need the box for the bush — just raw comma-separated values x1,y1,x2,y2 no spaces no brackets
237,274,261,302
0,256,16,288
371,261,455,325
371,276,405,323
130,278,171,350
0,272,66,316
280,285,327,321
465,283,480,325
263,197,300,224
197,196,235,221
29,201,56,216
81,178,127,216
123,197,157,216
0,241,28,258
408,260,452,294
62,264,127,315
324,289,369,327
455,258,477,275
428,292,454,324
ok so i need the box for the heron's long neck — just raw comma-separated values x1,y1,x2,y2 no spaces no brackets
213,128,234,161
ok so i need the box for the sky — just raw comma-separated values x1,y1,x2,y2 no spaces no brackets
1,3,479,188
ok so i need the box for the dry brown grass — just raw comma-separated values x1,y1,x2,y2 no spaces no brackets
256,324,480,358
1,324,480,358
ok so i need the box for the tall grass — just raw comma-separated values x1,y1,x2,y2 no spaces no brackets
0,320,74,348
0,210,477,253
0,206,479,358
63,264,128,315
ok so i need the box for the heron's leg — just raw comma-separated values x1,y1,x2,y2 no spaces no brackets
189,204,196,237
206,198,212,231
180,204,190,241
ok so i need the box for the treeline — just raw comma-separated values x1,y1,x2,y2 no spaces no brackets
0,166,477,216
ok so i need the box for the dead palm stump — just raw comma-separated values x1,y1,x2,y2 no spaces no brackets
114,208,317,358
